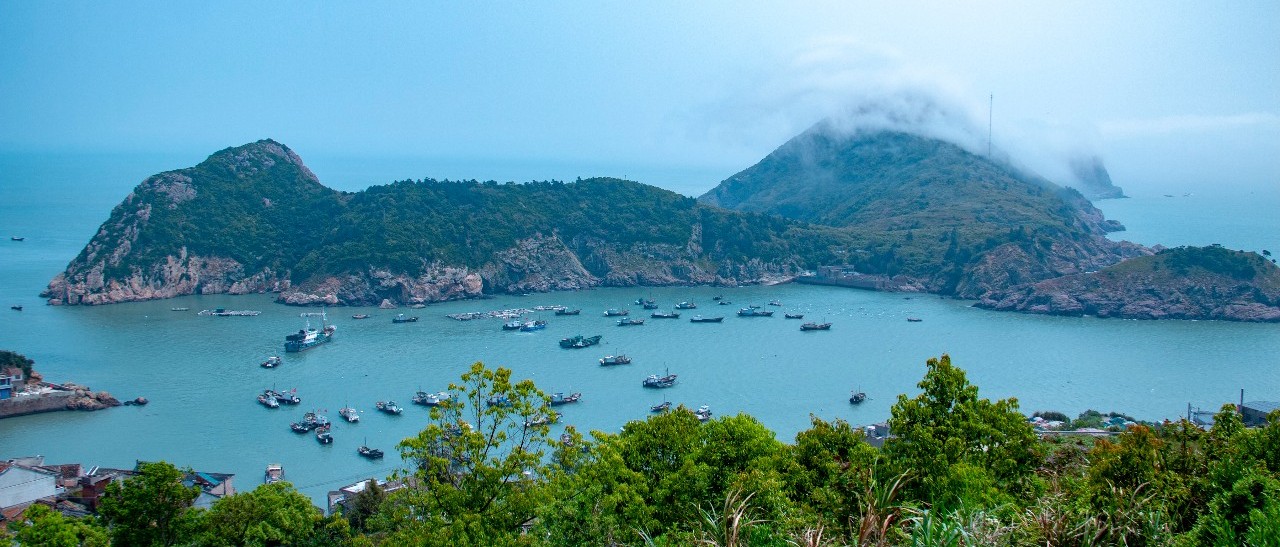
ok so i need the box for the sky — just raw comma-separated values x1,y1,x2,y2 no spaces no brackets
1,2,1277,196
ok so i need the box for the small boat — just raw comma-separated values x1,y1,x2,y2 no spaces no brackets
674,301,697,309
800,322,832,331
642,301,659,310
712,295,723,301
850,390,866,404
392,314,419,323
9,305,22,311
650,311,680,319
257,393,280,409
358,444,384,459
339,405,360,423
525,412,558,428
502,319,524,330
906,317,923,323
559,334,602,349
650,401,671,413
315,424,333,444
375,401,404,415
284,311,336,353
554,308,581,316
485,395,511,407
718,301,732,306
548,392,582,406
768,300,782,306
617,317,645,326
274,389,302,405
520,320,547,332
290,411,324,433
264,463,284,484
10,236,24,241
599,354,632,366
260,356,282,369
412,391,451,406
603,308,630,317
695,405,713,422
689,315,724,323
642,369,677,388
351,314,371,319
784,313,804,319
737,307,774,317
170,307,189,311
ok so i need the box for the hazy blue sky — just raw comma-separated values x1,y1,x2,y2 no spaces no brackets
2,2,1276,195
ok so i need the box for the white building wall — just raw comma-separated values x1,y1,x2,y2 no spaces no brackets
0,466,57,508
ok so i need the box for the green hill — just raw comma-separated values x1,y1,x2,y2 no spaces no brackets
700,124,1142,296
44,140,851,305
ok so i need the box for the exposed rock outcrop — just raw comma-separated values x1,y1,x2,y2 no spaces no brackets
1068,155,1126,201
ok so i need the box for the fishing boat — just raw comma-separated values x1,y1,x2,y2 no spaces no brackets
375,401,403,415
559,334,602,349
358,443,384,459
617,317,645,326
642,369,677,388
525,412,558,427
850,390,867,404
10,236,24,241
486,394,511,407
264,463,284,484
712,295,723,301
392,314,419,323
650,311,680,319
520,320,548,332
603,308,630,317
784,313,804,319
257,393,280,409
689,315,724,323
674,301,697,309
339,405,360,423
351,314,371,319
548,392,582,406
642,301,659,310
284,311,336,353
737,306,774,317
695,405,713,422
171,307,189,311
274,388,302,405
650,401,671,413
599,354,632,366
290,411,323,433
9,305,21,311
260,356,282,369
718,301,732,305
554,308,581,316
906,317,923,322
800,322,832,331
502,319,524,330
768,300,782,306
315,424,333,444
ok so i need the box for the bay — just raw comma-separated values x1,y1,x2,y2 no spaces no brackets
1,152,1277,505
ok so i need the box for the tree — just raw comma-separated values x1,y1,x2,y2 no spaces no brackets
883,354,1039,510
375,362,555,545
196,481,337,546
7,503,108,547
783,416,882,537
97,461,201,546
0,350,35,377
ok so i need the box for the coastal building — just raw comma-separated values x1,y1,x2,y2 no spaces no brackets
327,478,407,516
0,367,24,399
0,457,61,519
1241,401,1280,427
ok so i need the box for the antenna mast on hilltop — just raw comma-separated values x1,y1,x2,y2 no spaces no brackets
987,93,993,157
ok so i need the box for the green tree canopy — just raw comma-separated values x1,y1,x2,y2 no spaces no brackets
97,461,201,546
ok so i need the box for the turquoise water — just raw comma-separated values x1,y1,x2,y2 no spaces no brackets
1,153,1277,504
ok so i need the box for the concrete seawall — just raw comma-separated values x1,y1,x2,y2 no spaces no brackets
0,389,76,419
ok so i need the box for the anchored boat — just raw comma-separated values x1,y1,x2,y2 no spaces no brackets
284,311,335,353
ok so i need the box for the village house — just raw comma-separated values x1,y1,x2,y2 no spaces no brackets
0,367,24,399
0,457,61,521
327,477,407,516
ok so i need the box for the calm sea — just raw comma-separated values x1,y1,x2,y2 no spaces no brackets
1,152,1277,504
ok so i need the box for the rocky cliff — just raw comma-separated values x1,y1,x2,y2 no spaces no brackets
1067,155,1126,201
45,140,841,306
975,246,1280,321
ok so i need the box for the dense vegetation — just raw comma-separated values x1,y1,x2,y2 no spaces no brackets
700,127,1128,291
1105,245,1280,284
10,357,1279,546
68,140,852,289
0,350,35,377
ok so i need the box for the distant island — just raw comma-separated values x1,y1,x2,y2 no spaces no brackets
41,128,1280,322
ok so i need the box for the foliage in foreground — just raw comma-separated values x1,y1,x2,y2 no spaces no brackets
8,357,1280,546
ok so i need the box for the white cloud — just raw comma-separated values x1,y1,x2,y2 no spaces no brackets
1099,113,1280,139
